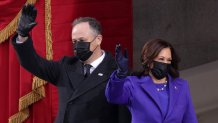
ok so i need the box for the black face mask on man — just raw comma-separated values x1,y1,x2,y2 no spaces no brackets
150,61,170,80
73,37,97,61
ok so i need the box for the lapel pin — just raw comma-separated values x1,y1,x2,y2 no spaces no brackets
174,86,178,90
98,73,103,76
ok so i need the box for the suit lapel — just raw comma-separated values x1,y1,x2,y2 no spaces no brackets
165,75,183,119
140,76,164,117
66,59,84,89
68,52,116,102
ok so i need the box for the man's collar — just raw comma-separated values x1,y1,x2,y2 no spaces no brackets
89,50,105,69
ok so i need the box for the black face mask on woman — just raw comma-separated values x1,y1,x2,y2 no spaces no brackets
151,61,170,80
73,37,97,61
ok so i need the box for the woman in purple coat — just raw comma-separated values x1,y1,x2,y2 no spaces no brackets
105,39,198,123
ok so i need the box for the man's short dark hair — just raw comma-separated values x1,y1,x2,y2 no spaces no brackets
72,17,102,35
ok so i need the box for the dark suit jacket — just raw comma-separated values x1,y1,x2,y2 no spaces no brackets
12,35,131,123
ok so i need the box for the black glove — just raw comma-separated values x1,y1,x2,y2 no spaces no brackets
17,4,37,37
115,44,129,78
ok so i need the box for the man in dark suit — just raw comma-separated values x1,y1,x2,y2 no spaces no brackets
12,4,130,123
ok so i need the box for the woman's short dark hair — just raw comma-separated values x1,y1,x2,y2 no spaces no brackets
72,17,102,35
133,39,181,79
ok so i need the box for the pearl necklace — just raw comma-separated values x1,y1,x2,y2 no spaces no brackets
156,81,167,91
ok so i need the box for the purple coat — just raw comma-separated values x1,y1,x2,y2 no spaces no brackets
105,71,198,123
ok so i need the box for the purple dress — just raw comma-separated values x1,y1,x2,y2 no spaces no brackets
105,71,198,123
